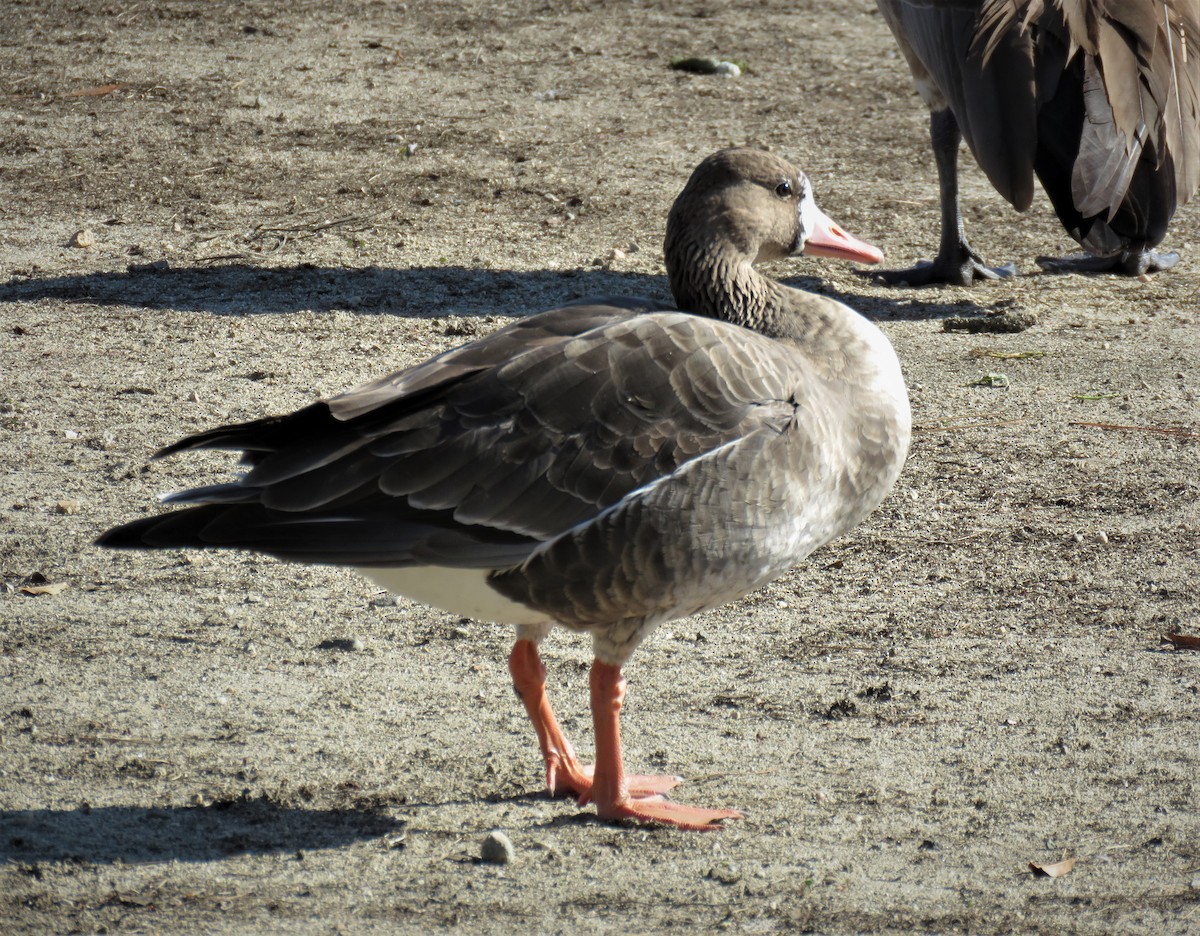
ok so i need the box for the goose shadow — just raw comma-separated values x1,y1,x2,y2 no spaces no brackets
0,263,673,319
0,261,991,324
782,274,1005,323
1,794,406,866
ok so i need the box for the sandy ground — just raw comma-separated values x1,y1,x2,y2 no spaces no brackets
2,1,1199,933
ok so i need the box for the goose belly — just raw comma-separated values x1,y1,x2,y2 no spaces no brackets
358,565,555,626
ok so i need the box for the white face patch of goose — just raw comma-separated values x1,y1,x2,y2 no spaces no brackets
798,182,819,249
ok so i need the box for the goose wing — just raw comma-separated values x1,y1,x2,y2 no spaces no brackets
101,304,805,569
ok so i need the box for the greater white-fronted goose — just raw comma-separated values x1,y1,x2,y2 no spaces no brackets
876,0,1199,284
98,148,912,830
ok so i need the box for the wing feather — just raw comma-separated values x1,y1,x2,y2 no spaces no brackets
105,304,816,571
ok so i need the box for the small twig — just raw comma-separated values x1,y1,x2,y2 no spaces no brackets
969,348,1048,360
687,766,780,785
914,418,1027,432
36,733,168,749
1070,421,1200,439
909,532,992,546
249,208,387,239
63,83,128,99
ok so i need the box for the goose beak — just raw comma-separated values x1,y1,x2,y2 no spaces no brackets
800,198,884,264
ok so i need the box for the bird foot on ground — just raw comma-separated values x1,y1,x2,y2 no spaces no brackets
546,756,681,803
1035,250,1179,277
595,794,744,831
866,256,1018,287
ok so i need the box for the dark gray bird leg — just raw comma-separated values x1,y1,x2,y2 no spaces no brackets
876,108,1018,287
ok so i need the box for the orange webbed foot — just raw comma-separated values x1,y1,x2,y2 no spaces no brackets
547,758,680,803
596,794,743,831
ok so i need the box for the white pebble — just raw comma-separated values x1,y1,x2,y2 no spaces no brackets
715,61,741,77
481,830,515,865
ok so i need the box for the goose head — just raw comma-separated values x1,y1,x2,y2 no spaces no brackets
664,148,882,325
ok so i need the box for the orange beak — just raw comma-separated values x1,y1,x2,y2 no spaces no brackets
801,201,884,265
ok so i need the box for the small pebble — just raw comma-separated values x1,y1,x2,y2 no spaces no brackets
1095,530,1109,544
315,637,366,652
481,830,515,865
55,499,82,515
128,260,171,274
670,56,742,77
69,229,96,248
607,248,626,262
706,861,742,884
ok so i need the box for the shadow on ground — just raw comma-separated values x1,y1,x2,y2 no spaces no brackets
1,262,999,322
1,795,406,865
0,264,671,319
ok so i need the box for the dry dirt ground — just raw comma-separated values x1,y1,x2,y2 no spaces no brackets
2,1,1199,933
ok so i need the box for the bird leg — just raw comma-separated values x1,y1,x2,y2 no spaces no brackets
875,108,1017,286
508,640,680,802
509,639,592,798
588,659,743,831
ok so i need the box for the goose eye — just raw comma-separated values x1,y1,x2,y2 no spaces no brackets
774,179,793,198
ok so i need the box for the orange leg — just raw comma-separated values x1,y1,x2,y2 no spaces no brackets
589,659,743,831
508,640,681,802
509,639,592,798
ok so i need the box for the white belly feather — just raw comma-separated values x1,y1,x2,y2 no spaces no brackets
358,565,554,626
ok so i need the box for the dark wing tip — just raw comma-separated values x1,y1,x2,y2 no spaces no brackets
94,509,218,551
94,517,156,549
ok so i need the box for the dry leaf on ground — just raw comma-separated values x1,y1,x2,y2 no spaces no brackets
19,582,70,596
1029,857,1076,878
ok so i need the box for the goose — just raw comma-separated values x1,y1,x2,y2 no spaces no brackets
875,0,1199,284
97,148,912,830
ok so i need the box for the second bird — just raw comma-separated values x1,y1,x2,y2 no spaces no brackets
876,0,1199,284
